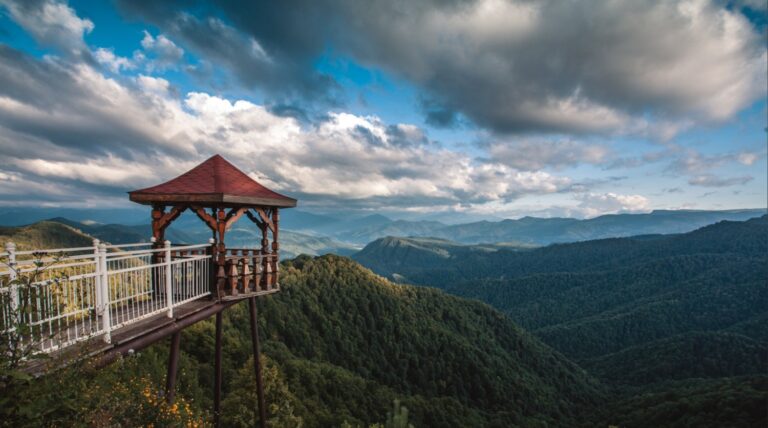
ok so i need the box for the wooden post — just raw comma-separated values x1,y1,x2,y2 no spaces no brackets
253,253,262,292
249,297,267,428
165,331,181,403
241,249,251,293
271,209,280,288
214,311,223,428
227,259,238,296
260,220,270,289
151,205,166,300
216,208,227,299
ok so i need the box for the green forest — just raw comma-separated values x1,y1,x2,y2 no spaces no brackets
1,217,766,426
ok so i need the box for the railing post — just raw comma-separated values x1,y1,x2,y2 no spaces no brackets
93,239,102,313
5,242,18,316
99,243,111,343
207,238,216,297
165,240,173,318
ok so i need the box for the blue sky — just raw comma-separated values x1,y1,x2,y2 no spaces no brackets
0,0,765,220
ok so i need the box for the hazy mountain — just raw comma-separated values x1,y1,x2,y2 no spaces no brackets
293,208,765,245
51,217,195,245
0,206,147,226
429,209,766,244
3,208,763,248
279,209,340,230
0,220,94,250
217,226,359,259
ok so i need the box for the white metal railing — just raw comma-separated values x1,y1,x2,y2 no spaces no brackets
0,239,213,352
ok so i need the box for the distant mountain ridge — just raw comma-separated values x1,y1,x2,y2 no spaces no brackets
4,207,762,247
300,208,765,245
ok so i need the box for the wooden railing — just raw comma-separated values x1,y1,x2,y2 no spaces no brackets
218,248,279,299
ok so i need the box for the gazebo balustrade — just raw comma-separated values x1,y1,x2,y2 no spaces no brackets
222,248,278,296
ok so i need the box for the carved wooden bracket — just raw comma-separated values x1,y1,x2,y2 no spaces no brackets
224,207,248,231
192,206,217,232
251,208,275,233
152,205,187,239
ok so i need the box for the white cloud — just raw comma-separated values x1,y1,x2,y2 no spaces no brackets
0,47,573,210
147,0,768,137
737,151,759,165
94,48,135,73
576,192,650,217
140,31,184,70
13,157,160,187
487,138,610,171
688,174,753,187
0,0,94,54
136,75,171,95
667,148,766,175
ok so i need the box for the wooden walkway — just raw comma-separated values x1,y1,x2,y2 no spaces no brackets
25,289,278,375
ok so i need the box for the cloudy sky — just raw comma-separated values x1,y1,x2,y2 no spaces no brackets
0,0,765,219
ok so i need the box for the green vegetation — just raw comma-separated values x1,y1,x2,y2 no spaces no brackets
2,251,604,427
0,221,93,250
592,376,768,428
355,216,768,425
580,332,767,386
3,216,766,426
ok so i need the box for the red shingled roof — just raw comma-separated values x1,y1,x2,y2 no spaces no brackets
129,155,296,208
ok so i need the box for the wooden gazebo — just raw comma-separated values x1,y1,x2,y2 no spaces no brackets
130,154,296,300
128,154,296,427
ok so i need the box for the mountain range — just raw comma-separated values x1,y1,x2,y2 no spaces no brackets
1,207,763,249
2,214,766,426
320,208,764,245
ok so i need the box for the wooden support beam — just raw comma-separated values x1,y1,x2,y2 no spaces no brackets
165,331,181,403
224,207,248,231
245,209,265,230
191,206,217,232
252,208,275,233
249,297,268,428
214,311,223,428
152,205,187,241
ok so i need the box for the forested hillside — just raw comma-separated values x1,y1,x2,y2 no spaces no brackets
220,255,604,426
4,253,609,427
354,216,768,426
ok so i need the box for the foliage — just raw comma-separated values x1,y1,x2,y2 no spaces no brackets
221,355,303,427
0,251,65,425
594,376,768,428
354,216,768,425
580,332,767,386
0,221,93,250
4,216,766,426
